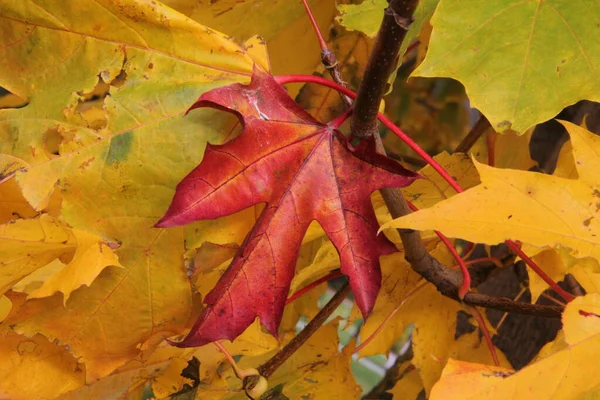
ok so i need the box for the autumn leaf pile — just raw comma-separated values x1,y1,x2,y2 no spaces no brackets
2,0,600,399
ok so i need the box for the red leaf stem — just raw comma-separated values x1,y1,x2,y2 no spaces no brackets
465,305,500,366
300,0,328,51
510,243,574,302
285,270,345,305
276,74,573,303
275,75,461,192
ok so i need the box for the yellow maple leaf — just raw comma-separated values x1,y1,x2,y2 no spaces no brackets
0,214,121,301
0,0,265,382
358,248,508,395
388,361,425,400
383,121,600,260
27,227,123,304
0,332,85,399
430,293,600,400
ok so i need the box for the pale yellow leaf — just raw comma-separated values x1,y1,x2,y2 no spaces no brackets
383,122,600,260
151,357,194,398
563,293,600,344
377,152,480,246
528,248,566,303
290,239,339,294
281,238,339,331
357,252,422,357
6,229,192,381
471,128,536,171
0,156,36,224
0,214,121,303
534,330,568,361
430,359,515,400
554,139,578,179
59,344,195,400
11,259,65,295
431,293,600,399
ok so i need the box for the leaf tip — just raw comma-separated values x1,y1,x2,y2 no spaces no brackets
154,213,177,228
153,218,169,228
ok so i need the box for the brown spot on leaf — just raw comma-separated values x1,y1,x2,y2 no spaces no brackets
79,157,95,170
579,309,600,318
583,217,593,226
17,340,37,355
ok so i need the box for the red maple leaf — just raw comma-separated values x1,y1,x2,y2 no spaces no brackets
156,67,418,347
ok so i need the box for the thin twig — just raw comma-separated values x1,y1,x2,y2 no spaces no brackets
455,114,491,153
253,282,351,379
406,199,471,299
285,269,343,305
300,0,352,106
463,293,562,318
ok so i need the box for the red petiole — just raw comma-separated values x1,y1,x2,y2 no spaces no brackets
275,74,574,303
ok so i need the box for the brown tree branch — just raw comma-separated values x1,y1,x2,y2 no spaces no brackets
350,0,419,138
249,0,563,388
349,0,564,323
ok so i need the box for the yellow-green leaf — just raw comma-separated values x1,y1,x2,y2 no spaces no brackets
336,0,386,38
336,0,438,56
415,0,600,133
164,0,339,98
0,0,263,382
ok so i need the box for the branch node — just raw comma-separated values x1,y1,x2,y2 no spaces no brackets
385,7,414,30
